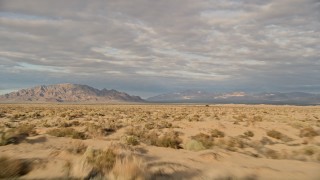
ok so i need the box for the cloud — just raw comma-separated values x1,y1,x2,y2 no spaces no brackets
0,0,319,97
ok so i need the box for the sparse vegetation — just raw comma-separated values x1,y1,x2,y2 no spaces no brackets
299,127,318,137
185,139,206,151
85,148,117,174
211,129,225,138
191,133,214,149
0,104,319,179
267,130,293,142
47,128,87,139
125,135,140,146
244,130,254,138
151,131,182,149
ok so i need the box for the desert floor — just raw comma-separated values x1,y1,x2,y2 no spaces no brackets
0,104,320,180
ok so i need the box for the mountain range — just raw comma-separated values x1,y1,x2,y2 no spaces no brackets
0,83,143,103
147,90,320,105
1,84,320,105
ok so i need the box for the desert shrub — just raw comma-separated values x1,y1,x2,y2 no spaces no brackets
267,130,292,142
191,133,214,149
145,121,173,130
149,131,182,149
0,111,6,118
233,114,247,121
145,122,156,130
253,115,263,122
10,113,26,121
303,146,317,156
68,141,87,154
47,128,86,139
211,129,225,138
226,137,246,151
0,125,37,146
299,127,318,138
185,140,206,151
109,155,148,180
129,126,212,150
85,123,116,138
0,156,31,178
126,126,146,138
15,124,37,136
85,148,116,174
158,121,173,129
260,137,274,145
27,111,43,119
189,114,201,122
263,149,280,159
267,130,282,139
125,136,140,146
244,130,254,138
67,111,84,120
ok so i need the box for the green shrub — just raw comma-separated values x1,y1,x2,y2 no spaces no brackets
185,140,206,151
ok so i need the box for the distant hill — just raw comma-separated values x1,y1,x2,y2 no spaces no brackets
147,90,320,105
0,83,144,103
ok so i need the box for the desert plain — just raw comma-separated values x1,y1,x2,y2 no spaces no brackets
0,104,320,180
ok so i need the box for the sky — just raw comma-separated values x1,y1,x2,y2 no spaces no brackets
0,0,319,98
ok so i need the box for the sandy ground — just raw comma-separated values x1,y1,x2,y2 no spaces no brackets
0,104,320,179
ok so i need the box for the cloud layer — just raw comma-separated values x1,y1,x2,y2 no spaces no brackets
1,0,319,97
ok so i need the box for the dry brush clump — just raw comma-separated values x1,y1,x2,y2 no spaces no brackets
85,148,117,175
211,129,225,138
0,124,37,146
126,126,182,149
243,130,254,138
109,155,149,180
82,145,149,179
299,127,319,138
149,131,182,149
190,133,214,149
47,127,87,139
68,140,88,154
0,156,32,178
266,130,293,142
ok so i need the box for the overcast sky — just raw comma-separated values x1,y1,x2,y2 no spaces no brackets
0,0,319,97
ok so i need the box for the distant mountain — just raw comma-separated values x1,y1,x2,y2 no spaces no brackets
0,83,144,103
147,91,320,105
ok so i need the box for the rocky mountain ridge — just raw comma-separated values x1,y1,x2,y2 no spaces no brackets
0,83,144,102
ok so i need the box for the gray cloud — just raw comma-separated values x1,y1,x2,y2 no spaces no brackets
0,0,319,97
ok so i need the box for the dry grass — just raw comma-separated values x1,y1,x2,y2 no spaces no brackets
299,127,319,138
47,127,87,139
109,155,149,180
266,130,293,142
0,156,31,178
191,133,214,149
0,124,37,146
85,148,117,174
68,140,88,154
